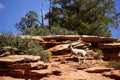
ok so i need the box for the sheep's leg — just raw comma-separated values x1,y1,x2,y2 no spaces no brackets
83,55,87,63
77,54,81,63
78,57,81,63
69,53,73,58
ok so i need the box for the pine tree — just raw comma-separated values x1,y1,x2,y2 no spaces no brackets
45,0,119,37
15,10,41,32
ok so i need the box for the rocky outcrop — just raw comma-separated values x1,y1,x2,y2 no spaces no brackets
0,55,51,79
81,35,119,43
41,35,81,41
39,35,120,59
81,36,120,59
46,41,90,55
0,55,40,64
20,35,44,42
98,43,120,49
7,61,48,69
98,43,120,60
0,51,11,57
1,35,120,80
4,35,120,59
0,54,119,80
40,35,119,43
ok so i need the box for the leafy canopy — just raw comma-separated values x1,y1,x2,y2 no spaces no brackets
45,0,120,37
15,10,40,32
15,0,120,37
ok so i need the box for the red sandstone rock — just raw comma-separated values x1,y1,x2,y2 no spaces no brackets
0,55,40,64
84,66,113,73
103,70,120,80
98,43,120,49
7,61,48,69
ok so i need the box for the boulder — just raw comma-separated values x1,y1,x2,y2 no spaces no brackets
84,66,113,73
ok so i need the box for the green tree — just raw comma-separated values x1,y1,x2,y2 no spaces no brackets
22,25,78,36
15,10,41,32
45,0,120,37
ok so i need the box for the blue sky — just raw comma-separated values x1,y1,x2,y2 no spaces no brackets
0,0,120,38
0,0,49,34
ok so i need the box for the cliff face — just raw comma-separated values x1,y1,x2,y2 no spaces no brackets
1,35,119,59
0,55,120,80
34,35,120,59
0,35,120,80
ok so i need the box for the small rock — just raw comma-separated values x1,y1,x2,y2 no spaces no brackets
52,70,62,76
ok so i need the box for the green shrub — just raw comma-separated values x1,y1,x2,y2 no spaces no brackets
0,34,29,52
22,25,78,36
86,48,103,59
25,40,52,62
0,33,14,47
108,59,120,69
0,33,51,62
40,51,52,62
94,48,103,56
22,27,51,36
49,26,78,35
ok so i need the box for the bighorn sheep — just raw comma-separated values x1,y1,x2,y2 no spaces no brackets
68,42,87,63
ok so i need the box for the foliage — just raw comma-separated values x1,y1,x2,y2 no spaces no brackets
0,33,15,48
25,40,52,62
45,0,120,37
22,26,51,36
49,25,78,35
22,25,78,36
15,10,40,32
94,48,103,56
40,51,52,62
0,33,51,62
0,33,30,51
86,48,103,60
108,59,120,69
